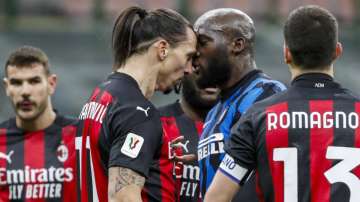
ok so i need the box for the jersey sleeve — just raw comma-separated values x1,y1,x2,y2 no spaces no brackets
219,108,256,185
106,103,162,178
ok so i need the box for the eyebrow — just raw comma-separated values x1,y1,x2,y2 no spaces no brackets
187,50,197,57
9,76,41,81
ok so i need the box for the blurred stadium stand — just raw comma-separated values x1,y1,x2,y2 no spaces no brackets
0,0,359,121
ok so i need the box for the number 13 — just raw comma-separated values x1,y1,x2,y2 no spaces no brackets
274,146,360,202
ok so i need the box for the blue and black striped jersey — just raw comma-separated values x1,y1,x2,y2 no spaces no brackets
197,70,286,199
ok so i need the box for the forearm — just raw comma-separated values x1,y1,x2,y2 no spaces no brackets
108,167,145,202
204,170,240,202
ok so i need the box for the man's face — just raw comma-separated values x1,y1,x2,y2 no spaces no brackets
193,27,232,89
182,73,219,110
156,28,197,94
4,63,56,121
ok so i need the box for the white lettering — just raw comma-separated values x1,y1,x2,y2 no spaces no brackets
267,111,360,130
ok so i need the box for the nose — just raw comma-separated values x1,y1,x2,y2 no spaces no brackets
184,60,193,75
20,82,32,97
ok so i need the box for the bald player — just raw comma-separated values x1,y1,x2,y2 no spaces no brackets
193,9,286,201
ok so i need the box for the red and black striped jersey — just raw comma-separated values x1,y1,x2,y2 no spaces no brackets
76,72,163,202
158,102,203,202
0,114,78,202
221,73,360,202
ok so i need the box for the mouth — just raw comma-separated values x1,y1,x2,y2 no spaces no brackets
17,100,34,111
203,87,218,94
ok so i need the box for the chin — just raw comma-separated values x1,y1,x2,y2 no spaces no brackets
17,111,39,122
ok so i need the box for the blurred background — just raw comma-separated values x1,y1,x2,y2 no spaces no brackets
0,0,359,121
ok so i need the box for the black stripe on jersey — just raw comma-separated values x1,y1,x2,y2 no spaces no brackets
330,101,354,202
85,149,93,202
175,115,198,154
44,125,63,202
6,126,25,202
287,101,311,202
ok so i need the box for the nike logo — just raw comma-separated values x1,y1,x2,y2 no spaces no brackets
136,106,150,117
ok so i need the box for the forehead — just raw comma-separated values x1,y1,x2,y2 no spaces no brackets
177,28,197,50
7,63,47,79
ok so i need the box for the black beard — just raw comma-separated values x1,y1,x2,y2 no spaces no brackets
182,76,218,111
196,45,232,89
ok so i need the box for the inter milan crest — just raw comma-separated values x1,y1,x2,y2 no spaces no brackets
57,143,69,163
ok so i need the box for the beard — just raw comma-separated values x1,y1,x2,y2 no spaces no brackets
196,45,232,89
182,76,218,111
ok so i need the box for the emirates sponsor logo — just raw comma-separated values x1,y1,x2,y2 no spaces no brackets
0,166,74,200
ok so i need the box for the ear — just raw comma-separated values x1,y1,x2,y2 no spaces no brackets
334,42,343,60
3,78,10,96
154,39,169,61
47,74,57,95
283,43,292,64
230,37,245,55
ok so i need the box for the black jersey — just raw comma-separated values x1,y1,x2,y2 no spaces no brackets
159,101,203,202
77,72,163,202
221,73,360,202
0,115,78,202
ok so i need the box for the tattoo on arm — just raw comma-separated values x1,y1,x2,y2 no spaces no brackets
108,167,145,198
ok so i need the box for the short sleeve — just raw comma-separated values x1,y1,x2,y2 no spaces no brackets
106,103,162,178
226,110,256,170
218,109,256,185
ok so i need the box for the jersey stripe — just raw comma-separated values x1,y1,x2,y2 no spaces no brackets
309,100,333,202
0,129,9,202
24,131,45,202
353,103,360,177
265,102,289,202
255,171,265,202
81,87,101,202
90,90,112,202
160,116,181,202
62,125,77,202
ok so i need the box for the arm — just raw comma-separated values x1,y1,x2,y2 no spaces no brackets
204,170,240,202
108,167,145,202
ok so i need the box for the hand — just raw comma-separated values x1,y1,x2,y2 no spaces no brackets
169,136,196,163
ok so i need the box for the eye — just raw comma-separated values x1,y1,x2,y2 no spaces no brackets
29,77,42,85
198,38,208,47
9,79,22,86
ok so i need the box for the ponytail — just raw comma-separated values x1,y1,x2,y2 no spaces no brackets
112,6,192,70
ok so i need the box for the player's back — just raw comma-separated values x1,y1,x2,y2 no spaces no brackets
229,73,360,202
76,72,162,202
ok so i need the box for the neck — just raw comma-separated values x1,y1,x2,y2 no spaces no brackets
16,101,56,132
117,54,159,98
290,64,334,80
222,58,256,90
180,98,208,122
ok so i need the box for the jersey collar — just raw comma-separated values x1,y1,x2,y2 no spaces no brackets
291,73,341,89
220,69,262,101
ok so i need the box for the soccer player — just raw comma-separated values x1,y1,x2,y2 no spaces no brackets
76,7,196,202
159,73,219,201
0,46,78,201
206,5,359,202
193,8,287,201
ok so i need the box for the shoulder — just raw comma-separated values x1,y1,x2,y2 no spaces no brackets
0,118,16,130
158,102,182,117
54,114,79,128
